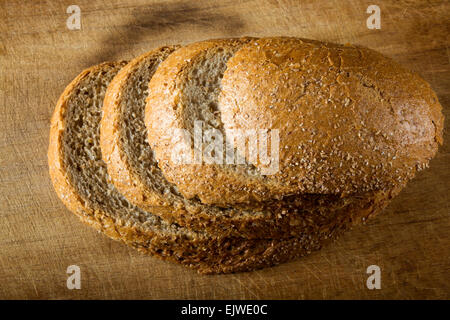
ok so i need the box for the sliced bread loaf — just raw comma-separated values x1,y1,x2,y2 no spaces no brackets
48,61,372,274
101,42,395,239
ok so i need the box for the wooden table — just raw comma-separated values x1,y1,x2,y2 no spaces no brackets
1,0,449,299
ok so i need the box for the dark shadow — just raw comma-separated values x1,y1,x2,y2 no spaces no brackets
84,1,246,65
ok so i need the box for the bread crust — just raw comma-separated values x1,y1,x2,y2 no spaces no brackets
146,37,444,206
219,37,444,197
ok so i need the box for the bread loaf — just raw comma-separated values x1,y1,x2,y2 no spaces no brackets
48,36,444,274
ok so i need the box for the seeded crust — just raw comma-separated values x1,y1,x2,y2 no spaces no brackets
49,61,397,274
103,43,397,239
146,37,444,206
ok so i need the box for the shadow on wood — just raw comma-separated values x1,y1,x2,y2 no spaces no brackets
86,1,246,65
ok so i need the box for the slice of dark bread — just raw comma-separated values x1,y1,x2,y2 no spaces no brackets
101,46,180,208
48,60,367,274
101,40,398,239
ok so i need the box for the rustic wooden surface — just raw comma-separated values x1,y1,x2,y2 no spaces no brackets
0,0,449,299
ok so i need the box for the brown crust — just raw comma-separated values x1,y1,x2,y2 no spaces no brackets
146,37,444,206
219,37,444,196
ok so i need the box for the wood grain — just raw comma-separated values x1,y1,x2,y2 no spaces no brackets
0,0,449,299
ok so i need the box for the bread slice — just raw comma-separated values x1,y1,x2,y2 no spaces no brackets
100,46,180,209
145,37,270,206
146,37,443,207
101,41,398,239
48,60,371,274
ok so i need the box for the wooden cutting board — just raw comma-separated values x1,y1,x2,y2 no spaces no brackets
1,0,449,299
